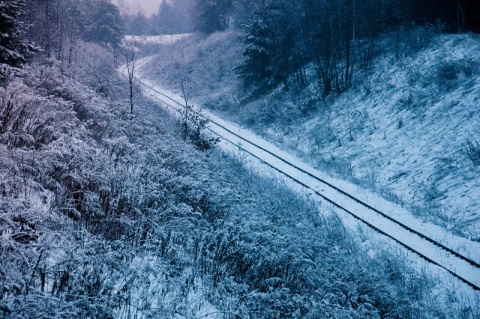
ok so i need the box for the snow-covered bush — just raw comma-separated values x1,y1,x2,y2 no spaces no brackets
465,139,480,168
434,59,480,91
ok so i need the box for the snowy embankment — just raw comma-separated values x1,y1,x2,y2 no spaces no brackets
139,32,480,242
134,61,480,298
264,35,480,241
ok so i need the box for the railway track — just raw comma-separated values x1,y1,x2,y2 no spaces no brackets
135,76,480,291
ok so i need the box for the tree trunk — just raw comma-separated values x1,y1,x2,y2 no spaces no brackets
129,80,133,114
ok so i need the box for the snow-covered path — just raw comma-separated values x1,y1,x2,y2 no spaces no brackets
131,57,480,292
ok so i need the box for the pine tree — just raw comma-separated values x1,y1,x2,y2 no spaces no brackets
156,1,176,34
154,0,195,34
0,0,33,67
124,12,149,36
84,0,123,46
194,0,232,34
236,1,302,89
235,2,275,87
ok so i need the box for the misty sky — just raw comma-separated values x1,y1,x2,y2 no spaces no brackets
113,0,163,16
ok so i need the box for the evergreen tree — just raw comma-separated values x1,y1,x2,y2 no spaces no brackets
84,0,123,45
235,2,275,87
194,0,232,34
156,1,176,34
154,0,195,34
266,1,304,86
125,12,150,36
0,0,33,67
236,1,302,89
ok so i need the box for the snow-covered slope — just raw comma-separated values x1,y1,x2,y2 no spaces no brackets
270,35,480,240
142,32,480,241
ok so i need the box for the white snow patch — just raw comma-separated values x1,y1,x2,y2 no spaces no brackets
123,34,192,46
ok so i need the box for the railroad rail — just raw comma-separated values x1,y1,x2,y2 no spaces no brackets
135,76,480,291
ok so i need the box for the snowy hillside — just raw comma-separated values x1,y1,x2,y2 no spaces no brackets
263,34,480,241
143,32,480,241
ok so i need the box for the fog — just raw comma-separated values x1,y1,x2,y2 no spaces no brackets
113,0,163,16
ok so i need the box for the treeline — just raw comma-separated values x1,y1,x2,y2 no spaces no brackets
122,0,236,36
121,0,194,36
231,0,480,95
23,0,123,61
0,0,126,91
120,0,480,96
122,0,254,36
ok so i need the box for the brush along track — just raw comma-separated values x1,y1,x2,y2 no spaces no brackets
136,77,480,291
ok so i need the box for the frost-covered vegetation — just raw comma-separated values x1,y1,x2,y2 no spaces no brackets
1,0,479,318
1,52,476,318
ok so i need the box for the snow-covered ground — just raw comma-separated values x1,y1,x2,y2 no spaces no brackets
134,61,480,306
123,34,191,46
265,35,480,240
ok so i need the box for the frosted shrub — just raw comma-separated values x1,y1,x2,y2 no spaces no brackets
0,83,70,149
465,139,480,168
435,59,479,90
0,58,223,317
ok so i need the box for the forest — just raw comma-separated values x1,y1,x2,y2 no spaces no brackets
1,0,479,318
122,0,480,96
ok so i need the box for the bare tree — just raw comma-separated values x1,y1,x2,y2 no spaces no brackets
178,78,217,149
122,44,139,115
